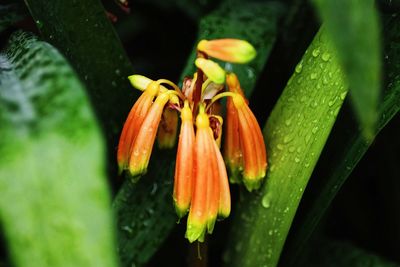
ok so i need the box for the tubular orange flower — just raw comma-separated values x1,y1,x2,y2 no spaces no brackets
186,107,220,242
117,81,160,172
173,101,195,218
128,92,171,177
224,73,247,183
118,38,266,243
197,39,256,63
232,93,267,191
157,107,178,149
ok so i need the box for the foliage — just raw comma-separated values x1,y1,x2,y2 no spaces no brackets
0,0,399,267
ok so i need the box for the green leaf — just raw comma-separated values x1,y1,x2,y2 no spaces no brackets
113,1,282,266
23,0,136,154
0,31,117,267
282,14,400,266
224,29,348,267
313,0,381,141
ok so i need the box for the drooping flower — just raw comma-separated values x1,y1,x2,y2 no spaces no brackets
128,92,172,177
117,81,160,173
118,38,267,242
173,101,195,218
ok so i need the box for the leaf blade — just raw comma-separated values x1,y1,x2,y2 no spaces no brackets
0,31,117,267
313,0,382,140
225,29,348,267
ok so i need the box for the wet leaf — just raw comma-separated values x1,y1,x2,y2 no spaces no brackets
0,32,117,267
225,29,348,267
313,0,381,141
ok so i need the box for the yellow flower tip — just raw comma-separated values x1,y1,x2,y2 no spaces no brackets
128,74,152,91
195,58,226,84
207,216,217,234
181,101,192,121
196,111,210,129
174,202,189,219
232,93,246,108
197,39,256,64
185,221,207,243
242,177,264,192
226,72,239,89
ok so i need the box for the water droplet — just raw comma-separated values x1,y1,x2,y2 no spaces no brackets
340,91,347,100
121,225,133,234
294,157,300,163
261,194,272,209
235,242,243,252
276,144,284,150
288,146,295,153
312,48,320,57
295,64,303,73
310,73,318,80
305,133,312,144
322,52,331,61
268,230,273,236
304,162,310,168
312,126,319,134
115,69,121,75
283,207,290,213
285,119,292,126
283,134,294,144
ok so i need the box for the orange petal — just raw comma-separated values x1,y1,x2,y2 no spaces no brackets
213,140,231,218
223,96,243,183
117,90,154,172
197,39,256,64
173,103,195,218
206,128,220,234
157,107,178,149
186,111,218,242
233,94,267,191
128,93,170,177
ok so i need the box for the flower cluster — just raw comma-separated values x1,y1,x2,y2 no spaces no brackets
117,39,267,242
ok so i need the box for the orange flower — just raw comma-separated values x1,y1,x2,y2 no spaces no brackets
117,81,160,172
186,107,221,242
231,92,267,191
118,38,266,243
173,101,195,218
128,92,171,177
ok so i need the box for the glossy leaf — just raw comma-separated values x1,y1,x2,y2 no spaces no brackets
23,0,136,156
113,1,282,266
0,32,117,267
225,29,348,267
283,14,400,266
313,0,381,140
